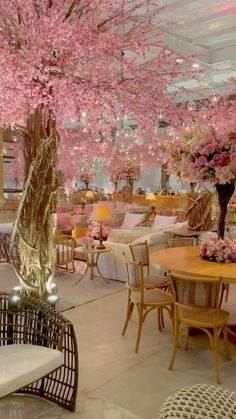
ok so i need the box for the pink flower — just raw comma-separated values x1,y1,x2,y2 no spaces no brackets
211,152,230,167
196,155,207,168
200,237,236,263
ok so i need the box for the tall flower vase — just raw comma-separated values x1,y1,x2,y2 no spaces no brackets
85,181,89,190
215,182,235,239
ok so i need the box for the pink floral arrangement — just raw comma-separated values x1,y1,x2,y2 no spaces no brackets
110,166,123,183
89,224,111,240
150,203,156,211
200,236,236,263
117,161,140,182
79,171,95,184
165,125,236,185
78,236,94,247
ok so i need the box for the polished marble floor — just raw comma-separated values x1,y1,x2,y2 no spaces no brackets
1,263,236,418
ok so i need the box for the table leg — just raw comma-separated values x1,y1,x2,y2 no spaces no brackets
74,262,89,285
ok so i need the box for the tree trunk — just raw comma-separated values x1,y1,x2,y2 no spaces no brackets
127,177,134,190
10,105,59,297
85,181,89,190
215,182,235,239
160,164,170,190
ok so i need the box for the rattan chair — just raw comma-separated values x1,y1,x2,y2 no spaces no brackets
166,237,195,248
0,292,78,411
168,271,231,384
121,257,174,353
54,235,76,272
129,241,170,330
158,384,236,419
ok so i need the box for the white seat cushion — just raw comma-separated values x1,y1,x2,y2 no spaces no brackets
0,344,63,398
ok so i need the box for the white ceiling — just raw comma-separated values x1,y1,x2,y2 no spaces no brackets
156,0,236,97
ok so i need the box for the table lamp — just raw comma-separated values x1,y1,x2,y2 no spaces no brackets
85,190,94,203
145,192,156,202
90,204,111,249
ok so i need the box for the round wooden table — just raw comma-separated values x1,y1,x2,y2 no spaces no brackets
150,246,236,284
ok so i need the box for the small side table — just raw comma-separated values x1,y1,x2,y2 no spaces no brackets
74,247,111,285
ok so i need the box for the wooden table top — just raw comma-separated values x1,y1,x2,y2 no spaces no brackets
150,246,236,284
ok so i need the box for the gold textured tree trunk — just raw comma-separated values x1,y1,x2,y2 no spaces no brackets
10,105,59,297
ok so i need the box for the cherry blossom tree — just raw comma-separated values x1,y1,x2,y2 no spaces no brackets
0,0,193,296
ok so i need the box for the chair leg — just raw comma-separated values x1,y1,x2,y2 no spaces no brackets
184,327,189,350
157,307,164,331
223,326,231,361
122,292,133,336
135,306,143,353
225,284,230,302
213,327,220,384
169,316,179,370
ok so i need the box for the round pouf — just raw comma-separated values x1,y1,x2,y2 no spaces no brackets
158,384,236,419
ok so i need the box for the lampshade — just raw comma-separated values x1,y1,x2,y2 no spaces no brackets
85,190,94,198
90,204,111,221
145,192,156,200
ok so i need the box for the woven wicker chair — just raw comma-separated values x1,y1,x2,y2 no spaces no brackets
0,292,78,411
54,235,76,272
158,384,236,419
168,271,231,384
121,257,174,353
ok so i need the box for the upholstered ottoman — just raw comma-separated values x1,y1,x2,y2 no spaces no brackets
158,384,236,418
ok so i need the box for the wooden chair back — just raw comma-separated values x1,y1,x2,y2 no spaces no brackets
166,237,195,248
122,256,144,300
169,270,222,311
129,241,149,274
54,235,76,269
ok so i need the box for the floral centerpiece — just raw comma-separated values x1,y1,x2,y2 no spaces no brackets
165,124,236,239
118,160,140,187
110,166,123,190
79,170,95,189
89,224,111,241
200,236,236,263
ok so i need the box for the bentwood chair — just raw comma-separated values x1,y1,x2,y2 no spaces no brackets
166,237,195,248
129,241,170,330
168,271,231,384
54,235,76,272
121,257,174,353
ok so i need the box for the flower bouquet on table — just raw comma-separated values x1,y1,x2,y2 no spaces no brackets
89,224,111,241
200,236,236,263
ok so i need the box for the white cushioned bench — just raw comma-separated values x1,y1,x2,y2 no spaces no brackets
0,344,63,398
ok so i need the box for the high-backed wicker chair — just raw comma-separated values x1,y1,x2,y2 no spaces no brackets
129,241,170,330
0,292,78,411
54,235,76,272
168,271,231,384
166,237,195,248
121,257,174,353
